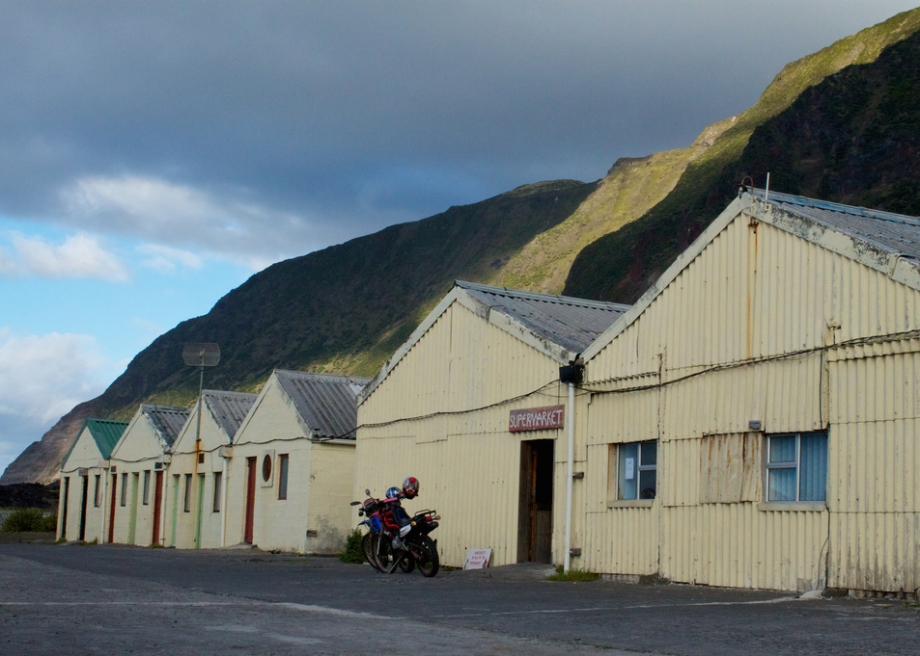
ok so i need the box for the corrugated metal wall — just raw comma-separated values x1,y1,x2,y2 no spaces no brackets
585,212,920,592
357,301,571,567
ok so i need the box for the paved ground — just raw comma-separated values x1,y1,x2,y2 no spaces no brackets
1,543,918,655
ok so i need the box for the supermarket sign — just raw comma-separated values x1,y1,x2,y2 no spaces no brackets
509,405,565,433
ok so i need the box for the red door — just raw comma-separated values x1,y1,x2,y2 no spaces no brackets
244,457,257,544
107,474,117,543
151,471,164,544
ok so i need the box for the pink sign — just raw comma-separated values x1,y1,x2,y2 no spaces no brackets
509,405,565,433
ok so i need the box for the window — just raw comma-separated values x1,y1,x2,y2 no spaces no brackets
142,470,151,506
617,441,657,500
766,432,828,502
93,475,101,508
278,454,289,500
184,474,192,513
610,440,657,501
120,473,128,506
262,454,272,482
213,472,222,513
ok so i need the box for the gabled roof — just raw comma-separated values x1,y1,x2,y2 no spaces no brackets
583,189,920,362
202,390,258,439
141,404,190,447
273,370,370,439
63,418,128,465
360,280,629,404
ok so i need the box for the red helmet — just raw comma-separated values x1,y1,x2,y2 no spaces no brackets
402,476,419,499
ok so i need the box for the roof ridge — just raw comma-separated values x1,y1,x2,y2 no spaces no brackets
752,188,920,227
274,369,371,383
455,280,630,311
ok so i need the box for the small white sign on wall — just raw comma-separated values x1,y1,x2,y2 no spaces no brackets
625,457,635,480
464,548,492,569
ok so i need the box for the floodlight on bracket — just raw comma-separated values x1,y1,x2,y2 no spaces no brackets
183,343,220,463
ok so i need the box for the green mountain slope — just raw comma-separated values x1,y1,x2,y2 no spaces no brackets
564,7,920,302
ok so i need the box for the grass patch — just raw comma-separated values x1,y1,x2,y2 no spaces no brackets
339,529,365,564
546,565,601,582
1,507,57,533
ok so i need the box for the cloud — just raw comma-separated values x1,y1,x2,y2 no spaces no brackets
61,175,326,269
137,243,203,272
0,329,109,425
1,1,914,266
4,232,128,281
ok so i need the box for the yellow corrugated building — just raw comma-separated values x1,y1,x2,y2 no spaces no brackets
356,281,628,567
581,189,920,594
358,190,920,596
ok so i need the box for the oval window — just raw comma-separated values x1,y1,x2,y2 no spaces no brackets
262,454,272,482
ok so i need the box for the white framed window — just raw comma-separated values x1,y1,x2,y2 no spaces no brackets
613,440,657,501
120,473,128,507
142,470,151,506
184,474,192,513
765,431,828,502
93,475,101,508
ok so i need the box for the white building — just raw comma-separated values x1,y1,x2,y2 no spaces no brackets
226,370,369,553
107,404,189,545
167,390,256,549
57,418,127,543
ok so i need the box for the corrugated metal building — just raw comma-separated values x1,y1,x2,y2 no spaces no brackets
167,390,256,549
580,190,920,594
106,404,189,546
226,370,369,553
356,281,628,567
57,418,127,543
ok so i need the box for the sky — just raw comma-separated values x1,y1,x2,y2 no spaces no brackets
2,1,918,477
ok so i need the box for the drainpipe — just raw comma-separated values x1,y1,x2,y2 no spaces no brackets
564,380,575,573
559,361,584,574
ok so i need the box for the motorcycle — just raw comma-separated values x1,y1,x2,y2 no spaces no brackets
351,488,441,577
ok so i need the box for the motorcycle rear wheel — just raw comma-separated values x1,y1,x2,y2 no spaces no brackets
363,533,380,571
417,535,439,577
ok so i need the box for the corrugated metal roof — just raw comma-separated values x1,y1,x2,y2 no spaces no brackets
83,418,129,460
141,404,190,446
202,390,257,439
273,370,370,439
756,189,920,260
456,280,630,353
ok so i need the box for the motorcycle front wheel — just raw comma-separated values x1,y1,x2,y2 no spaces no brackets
399,556,415,574
416,535,439,577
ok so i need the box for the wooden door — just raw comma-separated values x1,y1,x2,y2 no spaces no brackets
518,440,554,563
244,457,257,543
107,474,117,543
78,476,89,541
151,471,164,544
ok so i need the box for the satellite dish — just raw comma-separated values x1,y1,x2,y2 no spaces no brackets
183,343,220,368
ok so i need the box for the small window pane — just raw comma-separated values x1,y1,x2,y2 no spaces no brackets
769,435,796,464
213,472,222,512
638,469,657,499
184,474,192,513
143,471,150,506
617,443,639,500
799,433,828,502
94,475,101,507
768,468,797,501
640,441,657,466
278,455,289,500
120,473,127,506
